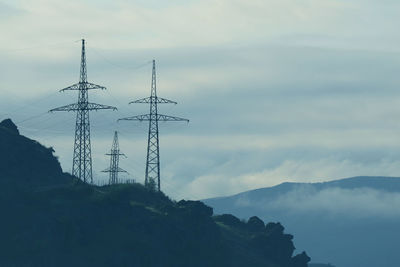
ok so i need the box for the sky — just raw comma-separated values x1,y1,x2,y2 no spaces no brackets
1,0,400,199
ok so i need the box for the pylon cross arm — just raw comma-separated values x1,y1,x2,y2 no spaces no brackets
85,82,106,90
49,103,79,112
157,114,189,122
60,82,106,92
87,103,117,111
117,167,128,173
129,97,177,105
118,114,188,122
118,114,151,121
106,153,126,157
102,167,127,173
102,168,111,173
49,103,117,112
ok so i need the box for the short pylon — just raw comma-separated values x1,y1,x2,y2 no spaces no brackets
102,131,127,185
118,60,188,191
50,39,117,183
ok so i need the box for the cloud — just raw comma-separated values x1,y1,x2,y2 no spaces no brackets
1,0,400,201
6,43,400,201
0,0,398,53
235,185,400,219
181,156,400,200
0,2,24,18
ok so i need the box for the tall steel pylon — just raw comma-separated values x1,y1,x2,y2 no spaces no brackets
50,39,117,183
119,60,188,191
102,131,127,185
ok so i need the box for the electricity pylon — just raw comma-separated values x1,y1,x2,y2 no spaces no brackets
50,39,117,184
102,131,127,185
119,60,188,191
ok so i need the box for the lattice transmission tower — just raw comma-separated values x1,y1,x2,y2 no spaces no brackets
50,39,117,183
119,60,188,191
102,131,127,185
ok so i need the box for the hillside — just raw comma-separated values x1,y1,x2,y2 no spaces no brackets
204,176,400,267
0,119,310,267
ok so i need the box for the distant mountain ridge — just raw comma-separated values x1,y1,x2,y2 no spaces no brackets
204,176,400,267
207,176,400,200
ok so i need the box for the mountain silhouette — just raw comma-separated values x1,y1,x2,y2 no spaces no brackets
204,176,400,267
0,119,310,267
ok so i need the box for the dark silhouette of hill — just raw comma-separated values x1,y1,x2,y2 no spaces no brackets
0,119,310,267
204,176,400,267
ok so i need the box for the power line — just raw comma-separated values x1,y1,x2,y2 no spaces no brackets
89,46,152,72
1,40,80,54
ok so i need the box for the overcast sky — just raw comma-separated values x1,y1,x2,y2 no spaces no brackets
1,0,400,199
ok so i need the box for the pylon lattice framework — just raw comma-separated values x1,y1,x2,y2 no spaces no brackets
50,39,117,184
102,131,127,185
119,60,188,191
